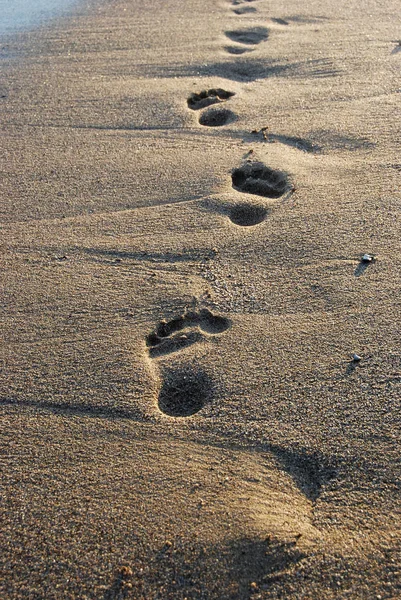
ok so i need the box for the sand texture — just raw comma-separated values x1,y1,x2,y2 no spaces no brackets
1,0,401,597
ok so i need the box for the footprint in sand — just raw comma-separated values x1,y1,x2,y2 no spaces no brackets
198,107,237,127
146,308,231,416
232,161,291,198
225,26,269,46
224,25,269,56
224,45,254,55
232,5,257,15
147,308,230,358
187,88,235,111
231,0,257,5
156,366,215,417
229,202,268,226
188,89,237,127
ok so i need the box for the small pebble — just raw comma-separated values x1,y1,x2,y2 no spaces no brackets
119,566,133,578
362,254,373,262
352,354,362,362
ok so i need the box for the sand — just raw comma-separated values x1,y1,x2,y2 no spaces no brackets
1,0,401,597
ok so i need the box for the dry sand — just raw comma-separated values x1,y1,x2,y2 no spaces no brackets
1,0,401,597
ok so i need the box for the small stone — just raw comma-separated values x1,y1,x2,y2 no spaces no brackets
119,566,133,578
362,254,373,262
352,354,362,362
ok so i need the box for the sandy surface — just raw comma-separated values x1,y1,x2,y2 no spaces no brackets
1,0,401,598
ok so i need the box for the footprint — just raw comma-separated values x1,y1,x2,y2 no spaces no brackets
158,366,214,417
224,45,254,55
229,202,267,226
199,107,236,127
147,309,231,417
225,26,269,45
187,88,235,111
232,161,290,198
231,0,256,4
232,5,257,14
147,308,231,359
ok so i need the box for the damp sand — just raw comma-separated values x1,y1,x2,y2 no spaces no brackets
1,0,401,597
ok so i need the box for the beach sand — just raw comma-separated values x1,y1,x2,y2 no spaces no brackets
1,0,401,597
